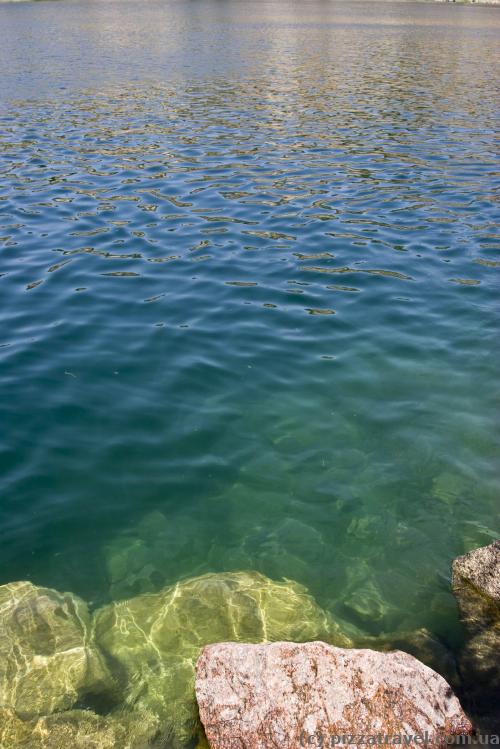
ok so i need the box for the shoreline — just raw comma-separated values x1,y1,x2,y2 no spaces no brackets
1,542,499,747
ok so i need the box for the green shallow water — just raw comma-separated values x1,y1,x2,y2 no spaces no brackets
0,0,499,707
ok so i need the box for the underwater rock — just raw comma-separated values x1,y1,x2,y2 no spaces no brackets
334,561,401,634
239,517,329,585
0,706,162,748
346,514,386,541
432,471,469,506
104,509,210,600
452,541,500,726
195,641,473,749
211,485,291,541
0,708,32,747
342,577,387,626
268,517,325,557
106,535,165,599
204,503,338,598
0,581,114,719
94,571,349,748
332,542,448,637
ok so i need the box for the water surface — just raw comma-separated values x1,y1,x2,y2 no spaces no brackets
0,0,499,652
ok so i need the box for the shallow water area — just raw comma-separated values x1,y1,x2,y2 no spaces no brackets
0,0,499,744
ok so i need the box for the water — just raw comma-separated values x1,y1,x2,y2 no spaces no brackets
0,0,499,668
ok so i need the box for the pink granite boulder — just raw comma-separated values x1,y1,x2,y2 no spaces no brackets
195,641,472,749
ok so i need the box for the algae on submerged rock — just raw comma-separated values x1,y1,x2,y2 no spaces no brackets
94,570,349,748
0,581,115,720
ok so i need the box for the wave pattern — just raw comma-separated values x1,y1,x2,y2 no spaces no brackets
0,0,499,642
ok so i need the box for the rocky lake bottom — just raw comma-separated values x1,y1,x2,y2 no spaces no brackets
1,540,500,748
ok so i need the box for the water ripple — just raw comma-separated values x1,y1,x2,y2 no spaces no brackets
0,0,498,646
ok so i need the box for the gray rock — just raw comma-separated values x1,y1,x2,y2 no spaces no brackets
452,540,500,726
453,540,500,609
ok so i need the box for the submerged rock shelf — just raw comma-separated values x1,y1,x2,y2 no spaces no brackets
0,542,498,748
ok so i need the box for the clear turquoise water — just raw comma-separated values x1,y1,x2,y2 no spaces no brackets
0,0,499,654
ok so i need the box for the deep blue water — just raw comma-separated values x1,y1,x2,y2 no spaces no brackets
0,0,499,651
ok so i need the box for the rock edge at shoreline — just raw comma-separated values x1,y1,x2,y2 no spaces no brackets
1,540,499,747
